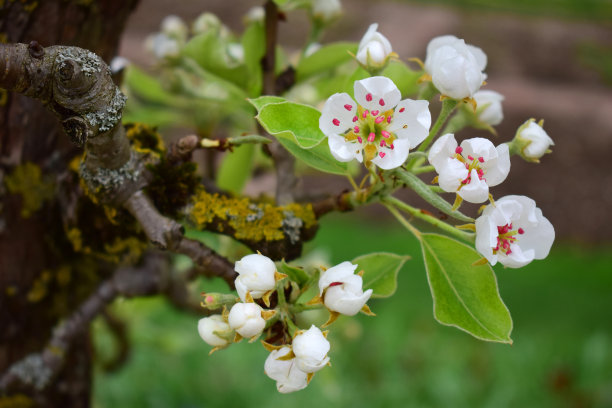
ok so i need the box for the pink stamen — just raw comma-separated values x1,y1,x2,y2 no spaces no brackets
366,93,373,102
390,144,394,150
354,126,360,133
399,107,405,113
478,156,485,163
375,116,385,124
362,110,369,118
352,116,358,122
371,110,380,116
380,140,386,147
455,146,463,154
518,228,525,234
368,132,376,142
468,155,474,161
357,136,363,144
344,104,352,111
379,152,386,158
387,116,392,123
379,98,385,106
381,130,390,138
332,118,340,126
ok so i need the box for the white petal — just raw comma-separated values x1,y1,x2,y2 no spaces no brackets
460,137,496,161
498,244,534,268
292,325,330,373
354,76,401,112
235,277,248,302
318,261,357,295
430,43,484,99
437,158,468,192
428,133,457,171
388,99,431,148
371,138,410,170
458,169,489,203
475,215,498,265
466,44,487,71
325,286,373,316
473,90,504,126
198,316,230,347
358,23,379,50
319,93,357,136
485,143,511,187
424,35,459,73
328,134,360,162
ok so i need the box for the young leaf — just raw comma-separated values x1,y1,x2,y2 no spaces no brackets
382,61,421,97
256,101,325,148
296,42,358,82
274,133,348,175
421,233,513,344
216,144,255,195
277,260,310,287
352,252,410,298
248,96,287,112
241,21,265,96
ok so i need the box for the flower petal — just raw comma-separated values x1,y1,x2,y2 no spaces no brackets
438,158,468,192
328,134,360,162
319,93,357,136
318,261,357,295
458,169,489,203
428,133,457,171
388,99,431,148
354,76,401,112
371,138,410,170
485,143,511,186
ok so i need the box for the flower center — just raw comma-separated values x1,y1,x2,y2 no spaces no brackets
340,97,397,164
454,146,486,186
493,223,525,256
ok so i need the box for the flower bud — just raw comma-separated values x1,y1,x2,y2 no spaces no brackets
145,33,181,60
473,90,504,126
200,292,238,311
292,325,330,373
511,119,554,162
197,315,232,347
234,254,277,302
311,0,342,24
318,261,372,316
356,23,394,72
264,346,308,393
228,303,266,338
243,6,265,25
192,12,230,39
160,15,188,41
424,35,487,100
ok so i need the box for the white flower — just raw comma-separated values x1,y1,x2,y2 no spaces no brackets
428,134,510,203
109,56,129,74
318,261,372,316
197,315,231,347
473,90,504,126
515,119,554,161
192,12,230,39
424,35,487,100
234,253,277,302
264,346,308,393
145,33,181,60
312,0,342,23
228,302,266,338
292,325,330,373
319,76,431,169
475,195,554,268
244,6,265,24
356,23,393,70
161,15,188,41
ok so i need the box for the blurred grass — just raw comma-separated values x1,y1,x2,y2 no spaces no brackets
93,212,612,408
402,0,612,21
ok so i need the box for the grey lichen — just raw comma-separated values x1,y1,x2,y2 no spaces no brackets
80,151,141,196
84,87,127,132
7,354,53,391
282,210,303,244
245,204,264,222
55,47,104,77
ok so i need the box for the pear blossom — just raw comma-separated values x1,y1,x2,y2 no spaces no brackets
475,195,554,268
319,76,431,169
292,325,330,373
160,15,188,40
198,315,232,347
428,134,510,203
264,346,308,393
473,90,504,126
145,33,181,60
228,302,266,338
234,253,277,302
318,261,372,316
514,119,554,161
424,35,487,100
311,0,342,23
356,24,393,70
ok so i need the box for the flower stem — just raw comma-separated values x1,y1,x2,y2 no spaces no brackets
417,98,458,153
412,165,435,175
383,201,422,240
383,195,475,243
289,303,324,314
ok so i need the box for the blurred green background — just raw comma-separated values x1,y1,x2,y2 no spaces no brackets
93,0,612,406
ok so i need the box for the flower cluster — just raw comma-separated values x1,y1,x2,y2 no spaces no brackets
198,254,373,393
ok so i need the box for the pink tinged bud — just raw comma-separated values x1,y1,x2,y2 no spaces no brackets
379,152,386,158
379,98,385,106
205,295,214,304
518,228,525,234
352,116,358,122
344,104,353,111
354,126,360,133
478,156,485,163
375,116,385,124
366,93,373,102
455,146,463,154
368,132,376,142
399,107,405,113
332,118,340,126
357,136,363,144
371,110,380,116
381,130,390,138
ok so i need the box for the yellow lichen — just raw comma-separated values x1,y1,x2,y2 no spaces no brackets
4,162,55,218
189,188,316,242
0,33,7,43
125,123,165,155
56,265,71,286
26,270,52,303
66,227,85,253
0,394,34,408
5,286,17,296
102,236,147,265
0,89,8,106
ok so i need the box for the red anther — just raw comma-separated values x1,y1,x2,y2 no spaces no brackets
344,104,353,111
399,107,405,113
363,110,369,118
381,130,390,138
455,146,463,154
468,155,474,161
375,116,385,124
379,98,385,106
478,156,484,163
390,144,394,150
332,118,340,126
379,152,386,158
371,110,380,116
353,116,358,122
465,163,470,169
506,249,512,255
387,116,392,123
380,140,386,147
354,126,360,133
366,93,373,102
368,132,376,142
329,282,343,287
518,228,524,234
357,136,363,143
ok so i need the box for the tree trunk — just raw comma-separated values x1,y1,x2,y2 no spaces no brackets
0,1,138,406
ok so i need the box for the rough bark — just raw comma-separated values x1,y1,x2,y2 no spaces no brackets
0,1,139,406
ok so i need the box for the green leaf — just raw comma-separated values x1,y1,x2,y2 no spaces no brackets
275,133,348,175
257,101,325,148
124,66,180,106
216,144,255,195
395,169,474,223
248,96,287,112
297,42,358,82
421,233,513,344
277,260,310,286
241,21,265,96
352,252,410,298
382,61,421,97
